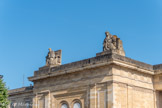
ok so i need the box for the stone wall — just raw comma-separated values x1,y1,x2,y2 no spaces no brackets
31,62,156,108
113,82,154,108
8,86,33,108
32,66,113,108
112,65,154,108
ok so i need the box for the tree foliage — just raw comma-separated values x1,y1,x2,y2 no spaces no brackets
0,77,9,108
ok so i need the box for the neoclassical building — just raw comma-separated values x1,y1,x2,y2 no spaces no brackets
8,32,162,108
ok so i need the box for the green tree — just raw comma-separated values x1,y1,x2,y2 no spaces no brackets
0,77,9,108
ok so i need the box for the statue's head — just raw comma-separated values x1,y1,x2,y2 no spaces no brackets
49,48,52,52
105,31,110,37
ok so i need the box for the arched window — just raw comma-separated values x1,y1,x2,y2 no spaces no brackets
73,102,81,108
10,102,16,108
61,104,68,108
10,102,14,108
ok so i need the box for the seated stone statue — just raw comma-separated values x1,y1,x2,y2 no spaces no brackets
103,32,116,51
46,48,56,66
46,48,62,66
103,31,125,56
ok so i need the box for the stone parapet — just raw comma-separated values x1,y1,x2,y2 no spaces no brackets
29,53,154,82
8,86,33,96
154,64,162,71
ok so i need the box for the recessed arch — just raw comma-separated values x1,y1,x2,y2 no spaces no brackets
60,101,69,108
72,99,82,108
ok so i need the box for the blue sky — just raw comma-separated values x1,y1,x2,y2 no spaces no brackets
0,0,162,89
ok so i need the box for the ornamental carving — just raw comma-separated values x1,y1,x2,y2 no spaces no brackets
103,31,125,56
46,48,62,66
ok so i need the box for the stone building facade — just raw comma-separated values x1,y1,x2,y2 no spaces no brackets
8,32,162,108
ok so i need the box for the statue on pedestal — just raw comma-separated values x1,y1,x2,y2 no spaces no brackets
103,31,125,56
103,32,116,51
46,48,62,66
